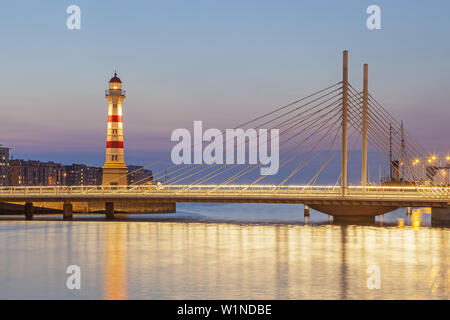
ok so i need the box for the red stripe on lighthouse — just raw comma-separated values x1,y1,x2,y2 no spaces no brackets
106,141,124,148
108,115,123,122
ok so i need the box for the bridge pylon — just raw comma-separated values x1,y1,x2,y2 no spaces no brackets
341,50,348,196
362,63,368,189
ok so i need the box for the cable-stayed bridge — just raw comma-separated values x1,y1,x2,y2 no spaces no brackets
1,51,449,223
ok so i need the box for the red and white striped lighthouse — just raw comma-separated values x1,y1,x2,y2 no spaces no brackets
102,72,128,185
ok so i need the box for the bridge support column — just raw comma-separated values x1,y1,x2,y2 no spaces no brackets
105,202,114,219
63,202,73,221
304,205,310,217
406,207,412,216
431,207,450,226
25,202,34,220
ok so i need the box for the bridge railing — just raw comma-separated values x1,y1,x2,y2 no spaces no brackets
0,185,448,200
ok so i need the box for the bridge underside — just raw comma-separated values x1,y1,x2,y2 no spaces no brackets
0,200,176,214
1,197,446,220
307,204,399,223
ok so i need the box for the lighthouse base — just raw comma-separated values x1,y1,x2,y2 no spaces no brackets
102,165,128,186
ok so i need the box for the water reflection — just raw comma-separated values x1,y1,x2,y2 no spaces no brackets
0,220,448,299
104,223,127,300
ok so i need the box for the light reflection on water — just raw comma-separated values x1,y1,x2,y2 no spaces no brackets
0,204,448,300
104,224,127,300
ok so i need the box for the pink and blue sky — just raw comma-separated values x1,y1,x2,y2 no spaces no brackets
0,0,449,166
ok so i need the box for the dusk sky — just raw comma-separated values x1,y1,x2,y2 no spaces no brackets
0,0,449,166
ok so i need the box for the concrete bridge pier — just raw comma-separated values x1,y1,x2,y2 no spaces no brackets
406,207,412,216
303,205,310,223
431,207,450,226
63,202,73,220
308,203,395,224
105,202,114,219
332,215,375,224
24,202,34,220
304,205,310,217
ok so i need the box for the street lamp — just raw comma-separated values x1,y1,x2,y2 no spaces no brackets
446,156,450,186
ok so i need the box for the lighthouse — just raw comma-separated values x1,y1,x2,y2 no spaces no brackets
102,72,128,186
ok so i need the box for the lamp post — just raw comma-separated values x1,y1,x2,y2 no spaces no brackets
446,156,450,186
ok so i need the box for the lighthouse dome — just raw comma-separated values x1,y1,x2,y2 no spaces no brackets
109,72,122,90
109,72,122,83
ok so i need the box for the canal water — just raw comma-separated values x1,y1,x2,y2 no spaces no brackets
0,203,448,299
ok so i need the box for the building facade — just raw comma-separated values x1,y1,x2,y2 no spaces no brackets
0,147,9,186
127,165,153,185
65,164,102,186
9,160,66,186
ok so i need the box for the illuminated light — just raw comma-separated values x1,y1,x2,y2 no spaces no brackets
427,159,432,164
397,218,405,228
446,156,450,161
431,156,437,160
411,211,421,229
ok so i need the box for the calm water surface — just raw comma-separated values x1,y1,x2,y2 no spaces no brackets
0,203,448,299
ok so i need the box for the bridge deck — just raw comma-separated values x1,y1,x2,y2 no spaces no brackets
0,185,448,207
